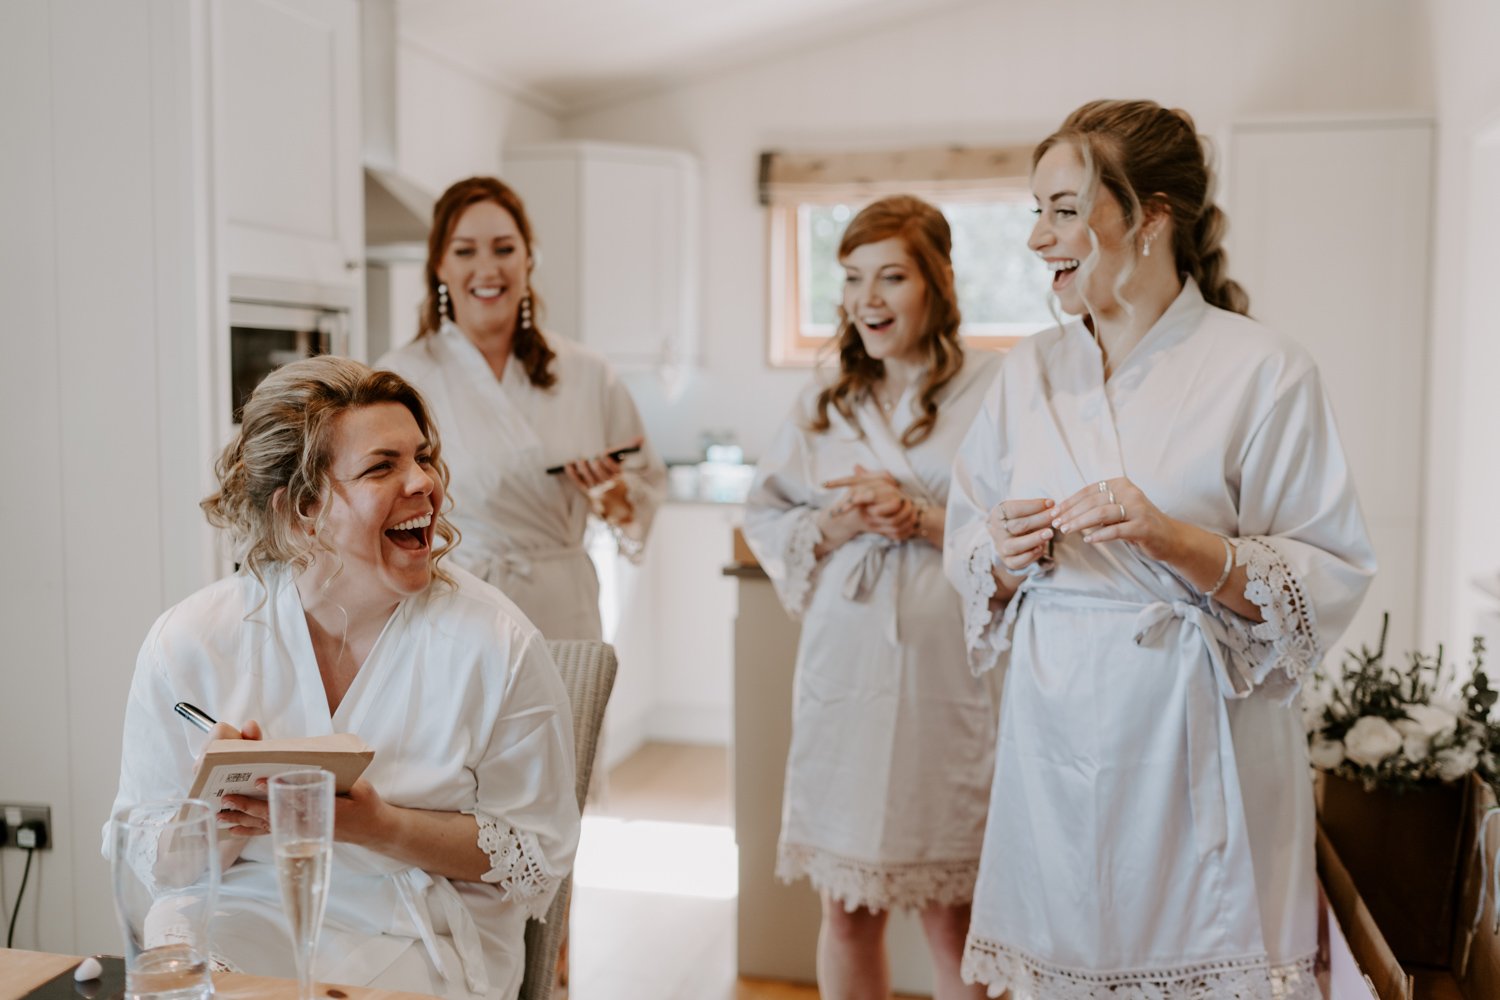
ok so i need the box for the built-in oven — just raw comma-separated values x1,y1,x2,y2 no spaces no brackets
227,277,352,425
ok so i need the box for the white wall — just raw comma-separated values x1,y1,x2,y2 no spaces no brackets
397,38,561,197
559,0,1432,463
0,0,214,955
1418,0,1500,653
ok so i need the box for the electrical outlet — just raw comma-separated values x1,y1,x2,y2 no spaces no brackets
1,803,51,851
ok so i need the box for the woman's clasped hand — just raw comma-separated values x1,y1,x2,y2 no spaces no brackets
823,464,921,543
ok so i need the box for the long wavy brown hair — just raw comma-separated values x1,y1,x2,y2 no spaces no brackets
1033,99,1251,316
808,194,965,448
419,176,557,389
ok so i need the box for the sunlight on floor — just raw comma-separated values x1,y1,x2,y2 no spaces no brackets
572,814,739,899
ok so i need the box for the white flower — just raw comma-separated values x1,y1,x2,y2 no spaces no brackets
1400,704,1459,739
1309,738,1346,770
1399,731,1432,763
1343,716,1404,768
1435,746,1479,782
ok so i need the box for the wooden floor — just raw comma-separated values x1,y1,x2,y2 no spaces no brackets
565,742,825,1000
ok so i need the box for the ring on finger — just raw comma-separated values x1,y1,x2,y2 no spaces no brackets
1117,503,1127,522
1107,488,1116,505
1097,480,1109,494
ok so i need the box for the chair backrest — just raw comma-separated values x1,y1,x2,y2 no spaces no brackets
518,639,618,1000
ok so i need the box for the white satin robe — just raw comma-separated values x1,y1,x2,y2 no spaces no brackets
104,565,580,1000
743,350,1003,911
380,325,667,640
944,280,1376,999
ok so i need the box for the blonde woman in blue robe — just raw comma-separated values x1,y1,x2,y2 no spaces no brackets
745,195,1000,1000
945,100,1377,1000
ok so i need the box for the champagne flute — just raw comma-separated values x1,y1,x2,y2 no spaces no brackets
269,769,334,1000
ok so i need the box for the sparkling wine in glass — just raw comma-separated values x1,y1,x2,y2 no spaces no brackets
269,769,334,1000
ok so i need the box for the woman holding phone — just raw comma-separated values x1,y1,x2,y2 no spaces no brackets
380,176,666,640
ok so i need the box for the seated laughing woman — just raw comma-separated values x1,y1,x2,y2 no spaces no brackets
104,355,579,1000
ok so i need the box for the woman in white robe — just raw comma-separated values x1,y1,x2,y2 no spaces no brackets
944,100,1376,999
744,195,1001,1000
105,357,579,1000
380,176,666,641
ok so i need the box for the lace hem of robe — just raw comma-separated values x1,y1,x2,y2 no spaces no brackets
1213,536,1323,698
470,811,558,920
776,842,978,912
777,511,825,618
960,938,1319,1000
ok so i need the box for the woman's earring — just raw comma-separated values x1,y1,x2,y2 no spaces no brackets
520,292,534,332
1142,234,1154,258
437,283,450,320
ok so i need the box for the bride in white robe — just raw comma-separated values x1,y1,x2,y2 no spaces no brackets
106,357,579,1000
944,101,1375,999
745,195,1000,1000
380,176,666,641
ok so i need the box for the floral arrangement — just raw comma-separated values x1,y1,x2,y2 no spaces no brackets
1305,613,1499,792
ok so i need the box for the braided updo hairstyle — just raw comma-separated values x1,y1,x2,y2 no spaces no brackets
1033,99,1250,316
201,355,459,590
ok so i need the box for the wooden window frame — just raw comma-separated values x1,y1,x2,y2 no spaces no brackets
766,186,1048,368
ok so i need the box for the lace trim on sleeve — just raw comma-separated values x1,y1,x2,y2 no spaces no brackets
778,510,825,619
471,812,559,921
963,540,1000,654
1214,536,1322,698
962,537,1038,677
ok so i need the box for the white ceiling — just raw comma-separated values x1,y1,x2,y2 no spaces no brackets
396,0,970,115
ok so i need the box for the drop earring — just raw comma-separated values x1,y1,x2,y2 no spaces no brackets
1142,234,1154,258
519,292,534,332
437,283,450,321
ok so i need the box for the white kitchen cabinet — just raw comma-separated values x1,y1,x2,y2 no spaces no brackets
1226,117,1432,657
213,0,365,299
503,142,699,371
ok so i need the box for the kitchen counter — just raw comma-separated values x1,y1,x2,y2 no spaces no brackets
726,529,935,993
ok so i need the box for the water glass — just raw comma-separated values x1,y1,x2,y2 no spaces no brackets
269,769,334,1000
110,799,219,1000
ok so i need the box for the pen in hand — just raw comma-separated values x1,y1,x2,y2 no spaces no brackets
173,702,218,734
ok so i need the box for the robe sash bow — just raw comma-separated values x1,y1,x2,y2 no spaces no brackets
1000,588,1251,860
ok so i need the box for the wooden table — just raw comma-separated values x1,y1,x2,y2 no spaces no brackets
0,949,440,999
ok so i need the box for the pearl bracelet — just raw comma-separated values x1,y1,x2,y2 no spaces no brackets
1203,535,1236,599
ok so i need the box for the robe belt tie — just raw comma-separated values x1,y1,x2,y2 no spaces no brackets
1008,589,1254,859
842,536,901,643
483,544,588,583
393,867,489,996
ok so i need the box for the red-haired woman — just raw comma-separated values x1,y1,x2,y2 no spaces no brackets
380,176,667,641
744,195,999,999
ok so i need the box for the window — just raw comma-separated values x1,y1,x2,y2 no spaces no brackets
763,145,1054,366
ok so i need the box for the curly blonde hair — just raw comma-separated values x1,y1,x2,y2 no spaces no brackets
808,194,965,447
201,355,459,591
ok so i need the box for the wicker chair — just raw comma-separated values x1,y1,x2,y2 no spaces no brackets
517,639,619,1000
